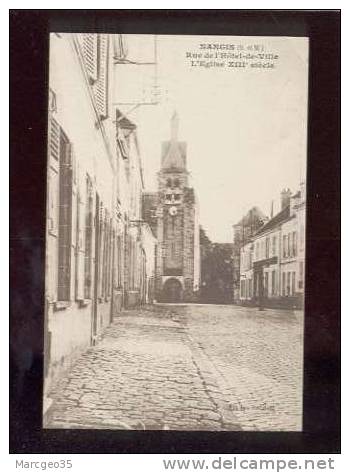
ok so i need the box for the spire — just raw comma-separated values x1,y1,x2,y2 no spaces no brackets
161,111,187,171
171,110,179,142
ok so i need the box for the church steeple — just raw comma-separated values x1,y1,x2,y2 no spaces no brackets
161,112,187,171
171,111,179,142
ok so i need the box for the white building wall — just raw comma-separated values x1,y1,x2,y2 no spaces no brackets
45,34,119,393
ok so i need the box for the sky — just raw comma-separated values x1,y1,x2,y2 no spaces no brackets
115,35,309,243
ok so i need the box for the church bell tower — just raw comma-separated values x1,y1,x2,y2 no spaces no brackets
155,112,200,302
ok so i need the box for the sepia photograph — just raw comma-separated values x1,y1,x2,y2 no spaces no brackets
42,32,309,431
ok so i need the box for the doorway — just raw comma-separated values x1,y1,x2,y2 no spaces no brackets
162,278,183,303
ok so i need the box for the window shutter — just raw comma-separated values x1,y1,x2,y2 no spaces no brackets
70,146,78,301
49,116,60,162
57,134,73,301
75,188,86,301
98,203,104,299
47,117,60,237
84,177,94,299
94,34,109,118
46,116,60,302
81,34,98,82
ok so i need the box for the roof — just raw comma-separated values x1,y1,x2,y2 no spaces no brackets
254,205,291,236
234,206,267,228
115,108,136,131
161,141,187,170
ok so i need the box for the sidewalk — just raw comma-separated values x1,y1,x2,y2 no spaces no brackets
45,307,241,430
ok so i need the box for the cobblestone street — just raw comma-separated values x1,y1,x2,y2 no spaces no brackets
46,304,303,431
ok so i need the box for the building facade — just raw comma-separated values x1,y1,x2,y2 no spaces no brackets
45,33,156,394
232,207,267,302
143,113,200,302
239,186,306,309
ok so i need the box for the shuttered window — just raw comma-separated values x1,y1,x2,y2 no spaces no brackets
75,186,85,301
80,34,110,119
93,34,109,118
292,272,296,295
81,34,98,82
84,177,94,299
299,262,304,289
106,220,113,297
57,130,73,301
97,203,104,299
49,117,60,162
116,235,122,288
102,211,108,298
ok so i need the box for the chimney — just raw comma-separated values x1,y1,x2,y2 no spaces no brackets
281,188,292,211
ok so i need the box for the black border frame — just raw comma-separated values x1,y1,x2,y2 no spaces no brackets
10,9,340,453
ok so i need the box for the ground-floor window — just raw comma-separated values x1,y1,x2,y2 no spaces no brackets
271,270,276,295
287,272,291,296
264,272,269,297
299,261,304,289
84,176,93,299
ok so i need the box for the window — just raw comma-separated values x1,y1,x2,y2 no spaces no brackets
299,262,304,289
272,236,276,256
272,270,276,295
81,34,109,118
114,34,128,60
283,235,287,257
287,272,291,296
282,272,286,296
57,129,73,301
174,178,180,188
107,220,113,297
101,212,112,299
292,272,296,295
266,237,270,259
292,231,297,256
174,194,181,201
116,235,123,288
300,223,305,250
287,233,291,257
264,273,269,297
166,178,172,188
81,34,98,82
84,177,94,299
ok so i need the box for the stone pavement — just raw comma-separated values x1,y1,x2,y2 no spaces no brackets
183,304,304,431
46,304,303,431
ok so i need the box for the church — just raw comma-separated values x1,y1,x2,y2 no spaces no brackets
143,112,200,302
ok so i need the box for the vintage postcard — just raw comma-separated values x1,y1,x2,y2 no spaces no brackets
43,33,308,431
